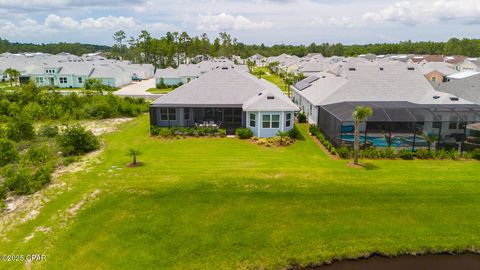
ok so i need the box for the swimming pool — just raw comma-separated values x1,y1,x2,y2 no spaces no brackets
340,135,427,147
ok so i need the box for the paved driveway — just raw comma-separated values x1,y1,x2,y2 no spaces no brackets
114,78,161,99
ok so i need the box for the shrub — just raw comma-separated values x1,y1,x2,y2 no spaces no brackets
471,149,480,160
38,124,59,138
0,139,19,167
337,146,352,159
6,116,35,142
288,125,299,139
0,184,6,209
236,128,253,139
158,128,174,138
398,149,414,160
218,129,227,138
447,149,460,160
24,144,53,165
434,149,448,159
297,112,307,123
2,162,54,195
383,147,396,159
414,149,433,159
150,126,160,136
309,124,319,135
57,125,99,156
361,147,383,159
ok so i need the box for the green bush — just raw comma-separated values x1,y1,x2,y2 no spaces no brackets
38,124,59,138
471,149,480,160
398,149,414,160
361,147,384,159
288,125,299,139
236,128,253,139
434,149,448,159
297,112,307,123
2,162,54,195
57,125,99,156
414,149,433,159
447,149,460,160
309,124,319,135
383,147,396,159
6,116,35,142
24,144,53,165
218,129,227,138
0,184,6,209
0,139,19,167
337,146,352,159
159,128,174,138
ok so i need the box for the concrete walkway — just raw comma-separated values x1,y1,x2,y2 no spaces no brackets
114,78,162,99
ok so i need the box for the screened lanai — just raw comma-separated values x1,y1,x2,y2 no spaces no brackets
318,101,480,151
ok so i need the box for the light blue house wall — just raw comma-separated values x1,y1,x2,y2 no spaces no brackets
246,111,294,138
156,77,182,86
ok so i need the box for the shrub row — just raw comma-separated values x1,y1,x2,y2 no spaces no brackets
151,126,226,138
337,145,480,160
309,125,337,155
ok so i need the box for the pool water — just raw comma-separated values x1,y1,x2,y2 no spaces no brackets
340,135,426,147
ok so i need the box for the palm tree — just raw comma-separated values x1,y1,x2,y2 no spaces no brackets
283,73,295,97
128,148,142,165
5,68,20,87
255,69,266,79
421,132,438,152
353,106,373,165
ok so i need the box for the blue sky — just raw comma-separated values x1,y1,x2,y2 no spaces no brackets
1,0,480,45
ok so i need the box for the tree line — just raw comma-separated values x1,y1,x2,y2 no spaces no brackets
0,38,110,56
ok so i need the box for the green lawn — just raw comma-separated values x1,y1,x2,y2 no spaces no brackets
147,87,173,94
252,67,288,92
1,115,480,269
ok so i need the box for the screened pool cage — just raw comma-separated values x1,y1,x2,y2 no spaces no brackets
318,101,480,151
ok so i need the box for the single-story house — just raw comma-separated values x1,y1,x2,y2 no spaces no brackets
150,66,299,136
291,61,480,150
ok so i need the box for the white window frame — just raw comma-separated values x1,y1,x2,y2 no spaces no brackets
249,113,256,127
59,77,67,84
78,77,83,84
160,108,176,121
262,114,280,129
286,113,292,127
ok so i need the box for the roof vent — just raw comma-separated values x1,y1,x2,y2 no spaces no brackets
221,66,228,70
267,96,275,100
348,68,356,71
450,97,459,101
407,67,415,70
433,95,440,99
379,67,384,71
258,93,263,96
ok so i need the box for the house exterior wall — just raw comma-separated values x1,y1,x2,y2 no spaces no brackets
425,71,445,83
246,111,294,138
156,77,182,86
292,89,318,124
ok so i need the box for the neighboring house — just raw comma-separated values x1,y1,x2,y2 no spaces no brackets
155,60,248,86
150,66,298,137
445,56,466,71
420,62,458,83
460,58,480,71
291,61,480,150
446,70,480,81
248,54,265,66
0,52,143,88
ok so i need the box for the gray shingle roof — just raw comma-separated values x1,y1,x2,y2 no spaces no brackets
151,67,298,111
293,61,470,106
436,73,480,104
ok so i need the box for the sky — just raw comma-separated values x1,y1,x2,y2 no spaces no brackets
1,0,480,46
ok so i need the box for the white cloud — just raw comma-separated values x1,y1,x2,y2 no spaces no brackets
196,13,273,31
362,0,480,25
310,17,354,28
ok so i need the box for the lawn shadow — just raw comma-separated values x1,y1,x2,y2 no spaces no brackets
346,161,381,170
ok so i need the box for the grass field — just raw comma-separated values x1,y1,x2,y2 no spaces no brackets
147,87,173,94
1,115,480,269
252,67,288,92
